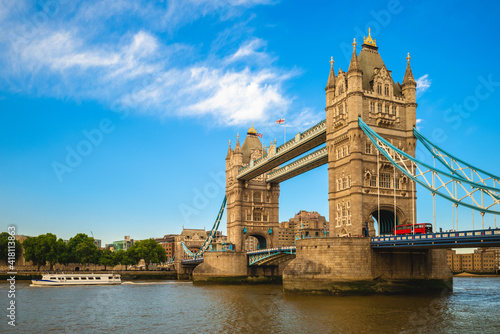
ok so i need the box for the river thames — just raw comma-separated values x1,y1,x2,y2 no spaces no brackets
1,277,499,333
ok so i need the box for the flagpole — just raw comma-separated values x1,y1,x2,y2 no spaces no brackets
284,124,286,143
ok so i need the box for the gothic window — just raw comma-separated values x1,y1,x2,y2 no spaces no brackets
253,192,261,203
346,145,350,155
342,178,347,189
377,104,382,113
339,104,344,115
341,147,345,157
246,212,252,220
365,142,372,154
336,148,340,160
337,179,341,191
370,101,375,113
380,173,391,188
243,193,249,201
392,106,397,115
384,85,389,96
385,105,390,114
263,214,268,222
370,175,377,187
393,177,400,189
377,84,382,94
253,211,261,221
348,176,351,188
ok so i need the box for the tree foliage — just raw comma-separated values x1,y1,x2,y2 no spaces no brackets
20,232,167,271
128,239,166,270
0,232,23,262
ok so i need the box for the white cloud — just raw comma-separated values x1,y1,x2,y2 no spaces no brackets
187,67,289,125
225,38,270,64
163,0,274,30
0,0,298,127
416,118,423,130
416,74,431,97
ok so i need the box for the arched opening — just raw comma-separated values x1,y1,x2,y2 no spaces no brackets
245,235,267,251
371,209,399,235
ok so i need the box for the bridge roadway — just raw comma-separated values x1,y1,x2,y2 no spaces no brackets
237,119,326,182
180,228,500,265
370,228,500,249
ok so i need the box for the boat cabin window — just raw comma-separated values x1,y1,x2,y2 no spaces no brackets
95,277,101,280
108,277,113,279
49,277,56,280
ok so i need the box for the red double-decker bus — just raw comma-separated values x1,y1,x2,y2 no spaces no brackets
394,223,432,235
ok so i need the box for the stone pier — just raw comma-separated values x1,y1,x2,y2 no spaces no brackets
283,237,452,294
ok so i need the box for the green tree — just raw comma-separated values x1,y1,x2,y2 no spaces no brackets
99,249,116,271
75,237,98,268
115,250,135,270
56,239,70,266
23,236,46,270
38,233,60,271
23,233,61,271
67,233,92,264
0,232,22,262
128,239,166,271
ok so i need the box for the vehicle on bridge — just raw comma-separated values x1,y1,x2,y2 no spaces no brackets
394,223,432,235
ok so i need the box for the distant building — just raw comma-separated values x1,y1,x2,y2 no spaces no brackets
446,249,497,273
93,239,102,248
245,237,259,251
112,235,134,251
155,234,176,261
477,247,500,270
278,210,329,247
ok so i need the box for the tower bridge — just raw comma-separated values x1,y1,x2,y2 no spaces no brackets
177,30,500,294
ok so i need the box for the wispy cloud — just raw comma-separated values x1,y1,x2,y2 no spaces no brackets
0,0,302,127
416,74,431,97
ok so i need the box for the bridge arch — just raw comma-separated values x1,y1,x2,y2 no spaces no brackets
244,233,268,251
367,205,407,236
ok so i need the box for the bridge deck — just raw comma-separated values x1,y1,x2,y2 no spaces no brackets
370,228,500,249
237,120,326,181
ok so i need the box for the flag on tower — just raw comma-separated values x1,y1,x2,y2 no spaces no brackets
256,133,263,138
275,118,285,124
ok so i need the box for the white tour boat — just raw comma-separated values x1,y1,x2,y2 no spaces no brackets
31,273,121,286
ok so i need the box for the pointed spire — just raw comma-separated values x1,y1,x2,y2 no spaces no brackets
363,27,377,47
235,133,241,153
248,122,257,135
325,56,336,91
226,140,233,160
403,52,416,85
348,38,361,72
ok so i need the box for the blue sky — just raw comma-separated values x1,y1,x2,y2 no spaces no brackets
1,0,499,245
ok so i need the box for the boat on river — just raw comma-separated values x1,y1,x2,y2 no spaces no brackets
31,273,121,286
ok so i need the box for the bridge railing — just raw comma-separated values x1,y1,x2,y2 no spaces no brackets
266,146,327,181
246,246,296,256
371,228,500,248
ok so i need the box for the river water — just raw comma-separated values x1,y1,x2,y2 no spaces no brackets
1,277,499,333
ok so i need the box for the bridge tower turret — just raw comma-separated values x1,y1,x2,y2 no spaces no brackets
225,125,280,252
326,29,417,237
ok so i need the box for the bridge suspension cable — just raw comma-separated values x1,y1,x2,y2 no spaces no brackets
181,196,227,258
414,128,500,189
359,117,500,216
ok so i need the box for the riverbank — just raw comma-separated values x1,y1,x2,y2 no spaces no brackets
0,271,178,281
453,272,500,278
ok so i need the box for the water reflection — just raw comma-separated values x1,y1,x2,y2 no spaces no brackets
0,277,498,333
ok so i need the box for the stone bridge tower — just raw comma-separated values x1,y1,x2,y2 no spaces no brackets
325,30,417,237
225,125,280,252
